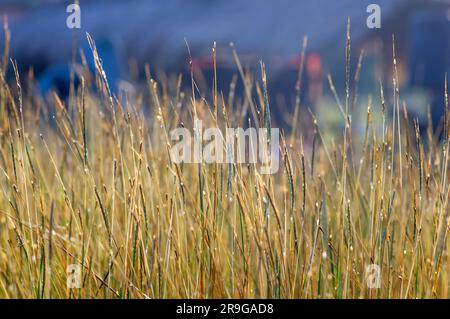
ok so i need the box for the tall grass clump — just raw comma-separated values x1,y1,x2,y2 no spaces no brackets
0,26,448,299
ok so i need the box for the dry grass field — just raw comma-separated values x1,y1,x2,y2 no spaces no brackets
0,26,448,299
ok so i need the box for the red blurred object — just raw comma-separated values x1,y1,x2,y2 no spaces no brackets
191,56,215,71
306,53,322,79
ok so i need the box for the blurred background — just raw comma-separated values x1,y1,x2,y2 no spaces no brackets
0,0,449,131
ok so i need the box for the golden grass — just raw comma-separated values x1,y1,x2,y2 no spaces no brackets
0,28,448,298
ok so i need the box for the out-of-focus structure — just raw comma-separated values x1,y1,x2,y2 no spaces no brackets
0,0,449,127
